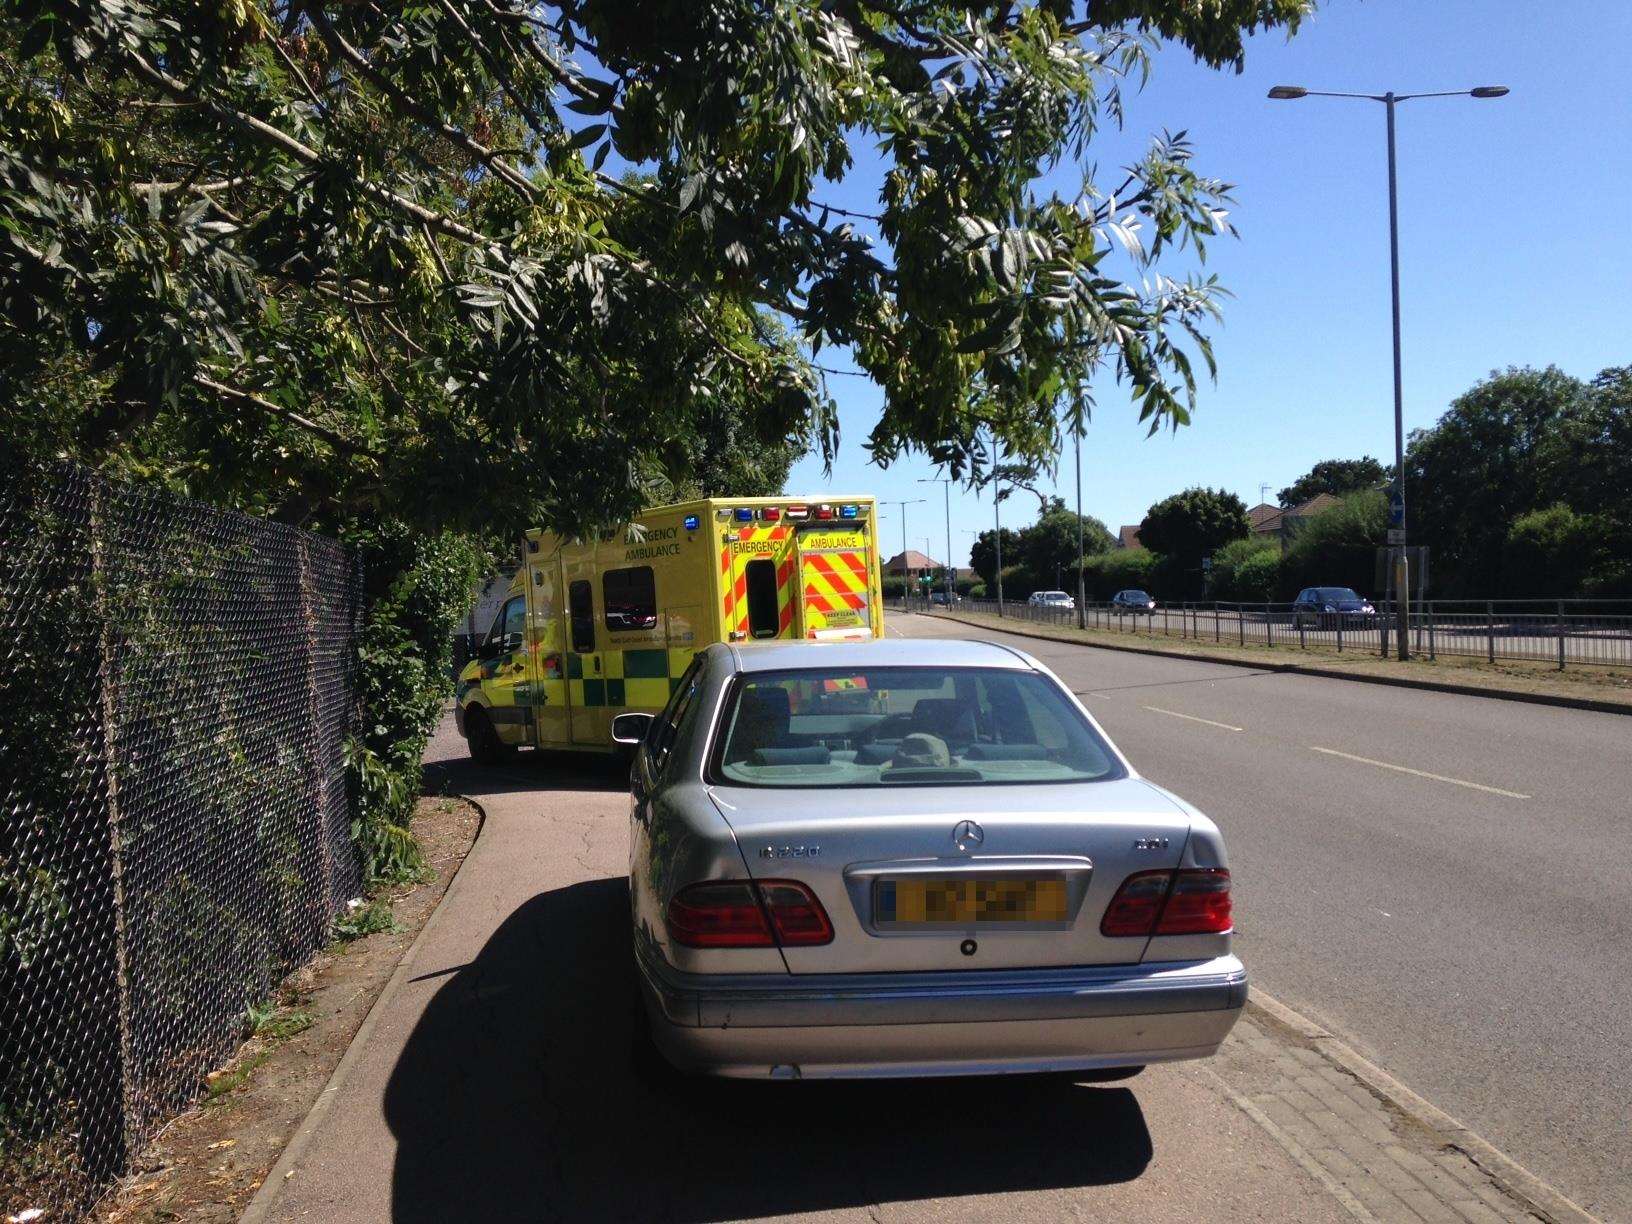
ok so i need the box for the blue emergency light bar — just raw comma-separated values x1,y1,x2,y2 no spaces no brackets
733,507,754,522
683,514,700,531
839,504,858,519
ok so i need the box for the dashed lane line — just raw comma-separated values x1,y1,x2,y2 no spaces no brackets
1309,745,1530,800
1141,705,1244,732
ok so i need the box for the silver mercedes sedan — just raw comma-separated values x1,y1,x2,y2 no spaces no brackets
615,637,1245,1080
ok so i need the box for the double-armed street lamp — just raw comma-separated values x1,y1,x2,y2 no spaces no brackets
1268,82,1508,660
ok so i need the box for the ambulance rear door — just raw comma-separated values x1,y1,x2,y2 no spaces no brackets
722,519,798,641
795,522,874,640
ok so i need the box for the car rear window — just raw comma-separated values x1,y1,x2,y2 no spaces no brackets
707,667,1123,788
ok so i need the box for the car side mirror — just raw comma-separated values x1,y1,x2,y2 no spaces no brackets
611,711,654,746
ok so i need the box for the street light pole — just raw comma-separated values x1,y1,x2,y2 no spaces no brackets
1384,92,1408,660
880,498,925,604
1074,426,1087,629
917,477,956,603
991,437,1006,616
1268,82,1507,661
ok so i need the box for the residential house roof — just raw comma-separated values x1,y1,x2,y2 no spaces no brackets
1117,525,1143,550
883,549,942,573
1247,503,1284,536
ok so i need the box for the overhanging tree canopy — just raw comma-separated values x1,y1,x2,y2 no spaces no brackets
1,0,1310,534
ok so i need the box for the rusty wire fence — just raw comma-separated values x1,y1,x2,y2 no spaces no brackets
1,464,362,1219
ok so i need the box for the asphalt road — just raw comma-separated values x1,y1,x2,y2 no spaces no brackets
895,612,1632,1222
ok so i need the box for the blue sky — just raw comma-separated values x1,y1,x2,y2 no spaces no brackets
783,0,1632,568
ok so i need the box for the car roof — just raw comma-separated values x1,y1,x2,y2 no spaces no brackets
722,636,1035,673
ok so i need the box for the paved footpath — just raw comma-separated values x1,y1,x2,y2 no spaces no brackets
249,718,1564,1224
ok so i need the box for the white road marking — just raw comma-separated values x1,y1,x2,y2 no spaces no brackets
1141,705,1244,732
1309,746,1530,800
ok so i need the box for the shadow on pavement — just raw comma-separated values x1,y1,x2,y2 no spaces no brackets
421,741,631,803
383,877,1153,1223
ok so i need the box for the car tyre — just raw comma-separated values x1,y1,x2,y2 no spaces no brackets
464,706,512,765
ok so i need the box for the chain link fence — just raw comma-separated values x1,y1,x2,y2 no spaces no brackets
2,464,362,1219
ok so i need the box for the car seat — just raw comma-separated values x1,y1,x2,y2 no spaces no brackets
908,697,978,748
730,687,792,761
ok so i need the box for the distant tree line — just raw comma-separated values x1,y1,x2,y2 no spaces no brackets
955,363,1632,605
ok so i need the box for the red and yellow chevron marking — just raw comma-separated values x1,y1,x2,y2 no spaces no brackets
800,548,872,637
719,536,736,636
722,525,795,639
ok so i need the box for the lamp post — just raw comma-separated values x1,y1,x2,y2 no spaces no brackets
918,476,956,604
1268,82,1507,660
990,438,1006,616
880,498,926,603
1074,424,1088,629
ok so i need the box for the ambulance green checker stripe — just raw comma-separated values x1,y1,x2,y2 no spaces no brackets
565,647,692,708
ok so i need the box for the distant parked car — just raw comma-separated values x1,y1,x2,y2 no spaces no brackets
929,590,961,606
1111,589,1157,614
1291,587,1377,629
1028,590,1075,611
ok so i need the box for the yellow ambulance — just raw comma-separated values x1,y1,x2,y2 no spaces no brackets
455,496,884,760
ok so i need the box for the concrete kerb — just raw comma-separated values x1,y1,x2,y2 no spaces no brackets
922,611,1632,717
238,795,490,1224
1245,990,1602,1224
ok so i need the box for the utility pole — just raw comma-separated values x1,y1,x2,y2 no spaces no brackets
1269,80,1508,661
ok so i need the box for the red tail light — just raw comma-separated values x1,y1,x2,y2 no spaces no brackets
1100,870,1171,937
666,880,834,948
667,882,773,947
1100,868,1232,938
1156,868,1232,934
757,880,834,946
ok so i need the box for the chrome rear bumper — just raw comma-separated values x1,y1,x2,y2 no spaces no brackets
636,948,1246,1080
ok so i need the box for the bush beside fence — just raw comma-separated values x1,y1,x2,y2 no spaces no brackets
1,465,362,1219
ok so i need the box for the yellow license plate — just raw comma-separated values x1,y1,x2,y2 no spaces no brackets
876,877,1068,925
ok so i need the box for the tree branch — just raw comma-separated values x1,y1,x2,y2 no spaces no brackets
310,6,538,200
195,375,376,456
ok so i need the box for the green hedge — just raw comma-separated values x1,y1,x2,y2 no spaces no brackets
344,526,488,885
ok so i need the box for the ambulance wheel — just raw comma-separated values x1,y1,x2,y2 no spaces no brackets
465,708,511,765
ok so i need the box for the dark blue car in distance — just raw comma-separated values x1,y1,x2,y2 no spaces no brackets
1291,587,1377,629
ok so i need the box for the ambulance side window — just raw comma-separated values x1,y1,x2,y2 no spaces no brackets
568,581,595,653
502,597,525,647
744,560,780,638
485,596,524,656
603,566,657,633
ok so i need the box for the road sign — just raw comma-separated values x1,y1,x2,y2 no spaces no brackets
1201,556,1212,572
1389,491,1405,526
1387,528,1406,545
